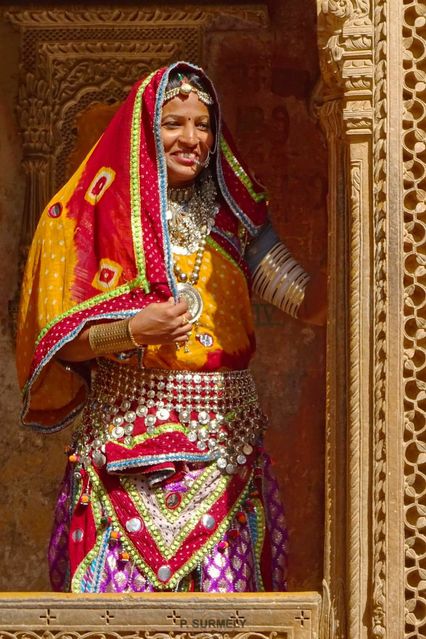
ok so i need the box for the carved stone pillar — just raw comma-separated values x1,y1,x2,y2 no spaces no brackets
317,0,407,637
16,74,50,254
317,2,375,636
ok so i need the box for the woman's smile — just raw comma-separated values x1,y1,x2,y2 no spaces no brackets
172,151,200,165
161,90,214,186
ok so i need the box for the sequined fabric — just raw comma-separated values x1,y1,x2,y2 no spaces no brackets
201,517,256,592
49,454,287,592
98,544,155,593
48,470,72,592
264,458,288,591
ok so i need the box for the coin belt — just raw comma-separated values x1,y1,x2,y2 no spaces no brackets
73,359,267,476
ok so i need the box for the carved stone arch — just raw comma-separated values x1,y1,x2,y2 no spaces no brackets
40,41,182,191
53,83,123,188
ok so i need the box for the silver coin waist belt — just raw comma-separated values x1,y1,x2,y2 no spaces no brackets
74,359,267,476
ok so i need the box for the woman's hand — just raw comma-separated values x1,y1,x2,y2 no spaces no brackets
129,297,193,345
298,270,327,326
56,298,192,363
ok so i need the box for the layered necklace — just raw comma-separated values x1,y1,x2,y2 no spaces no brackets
167,172,218,325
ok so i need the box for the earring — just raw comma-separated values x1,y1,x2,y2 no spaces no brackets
201,149,211,168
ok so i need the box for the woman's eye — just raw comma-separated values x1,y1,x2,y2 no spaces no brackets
197,122,209,130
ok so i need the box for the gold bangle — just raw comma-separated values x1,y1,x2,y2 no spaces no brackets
252,241,310,318
127,318,144,349
88,319,135,356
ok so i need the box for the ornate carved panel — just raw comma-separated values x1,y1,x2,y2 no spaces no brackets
317,1,376,637
402,1,426,637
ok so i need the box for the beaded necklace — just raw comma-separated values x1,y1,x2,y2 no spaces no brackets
167,173,218,326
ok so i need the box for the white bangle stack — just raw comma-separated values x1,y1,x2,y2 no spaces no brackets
252,242,310,318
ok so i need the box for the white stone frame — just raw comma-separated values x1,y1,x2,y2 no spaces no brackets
0,1,414,637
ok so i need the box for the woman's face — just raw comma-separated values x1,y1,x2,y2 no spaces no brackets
161,91,214,187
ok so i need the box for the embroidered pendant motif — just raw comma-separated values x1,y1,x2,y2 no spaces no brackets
176,282,203,323
81,462,253,590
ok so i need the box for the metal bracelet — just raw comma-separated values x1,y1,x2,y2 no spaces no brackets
88,319,134,356
252,241,310,318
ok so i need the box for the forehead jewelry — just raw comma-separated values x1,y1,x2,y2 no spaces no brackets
163,74,214,106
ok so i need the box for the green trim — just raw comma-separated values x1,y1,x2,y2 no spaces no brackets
123,470,229,560
207,236,243,274
35,277,145,346
220,137,267,204
251,497,266,592
129,74,154,293
112,423,188,449
87,465,252,590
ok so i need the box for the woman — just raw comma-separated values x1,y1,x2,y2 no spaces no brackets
16,62,325,593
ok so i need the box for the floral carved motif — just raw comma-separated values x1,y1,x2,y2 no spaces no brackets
0,634,283,639
317,0,373,134
321,0,370,20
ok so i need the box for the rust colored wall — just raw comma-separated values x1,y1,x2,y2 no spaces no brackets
0,1,326,592
206,1,327,591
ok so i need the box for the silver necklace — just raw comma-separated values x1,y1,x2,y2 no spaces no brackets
166,172,218,255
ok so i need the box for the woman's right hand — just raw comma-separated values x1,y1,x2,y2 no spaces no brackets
129,297,193,345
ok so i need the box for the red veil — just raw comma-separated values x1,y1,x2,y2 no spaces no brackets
16,61,268,431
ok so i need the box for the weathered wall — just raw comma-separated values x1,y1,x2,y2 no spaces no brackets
0,14,69,589
0,0,326,592
206,3,327,591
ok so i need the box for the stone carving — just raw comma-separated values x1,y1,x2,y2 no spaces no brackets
371,0,388,636
315,0,381,636
0,593,321,639
317,0,373,133
6,7,268,28
321,0,370,20
15,72,50,249
316,0,406,636
402,1,426,636
347,158,364,639
0,634,283,639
